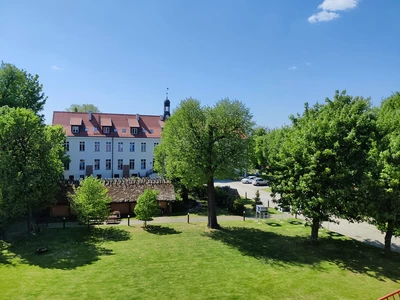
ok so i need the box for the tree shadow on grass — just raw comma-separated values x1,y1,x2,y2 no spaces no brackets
145,225,182,235
266,222,282,227
288,220,303,225
205,226,400,282
2,227,131,270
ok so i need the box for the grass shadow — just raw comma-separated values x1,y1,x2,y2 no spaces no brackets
2,227,131,270
266,222,282,227
205,226,400,281
288,220,303,225
327,231,344,237
145,225,182,235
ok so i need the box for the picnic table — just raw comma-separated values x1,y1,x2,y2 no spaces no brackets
106,215,120,224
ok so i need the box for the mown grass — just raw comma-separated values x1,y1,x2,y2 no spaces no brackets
1,220,399,299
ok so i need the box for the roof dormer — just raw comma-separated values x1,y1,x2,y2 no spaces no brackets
70,117,82,134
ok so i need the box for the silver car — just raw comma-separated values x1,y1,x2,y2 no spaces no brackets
241,176,256,184
253,178,269,186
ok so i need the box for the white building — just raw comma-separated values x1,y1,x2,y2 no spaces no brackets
52,99,170,180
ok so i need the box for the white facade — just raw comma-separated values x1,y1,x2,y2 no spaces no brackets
64,136,160,179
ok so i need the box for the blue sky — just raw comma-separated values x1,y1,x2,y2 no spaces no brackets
1,0,399,128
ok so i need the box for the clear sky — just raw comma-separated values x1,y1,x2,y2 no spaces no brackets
1,0,399,128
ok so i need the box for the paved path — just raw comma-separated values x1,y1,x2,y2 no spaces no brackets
215,180,400,252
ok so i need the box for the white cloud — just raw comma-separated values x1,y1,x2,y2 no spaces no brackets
51,65,60,70
308,0,359,23
308,10,340,23
288,66,297,70
318,0,359,11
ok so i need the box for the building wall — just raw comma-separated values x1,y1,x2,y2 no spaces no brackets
64,136,160,179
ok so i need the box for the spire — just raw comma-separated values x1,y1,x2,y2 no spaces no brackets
164,88,171,120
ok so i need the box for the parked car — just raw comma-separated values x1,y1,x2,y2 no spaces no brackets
241,176,256,184
253,178,269,186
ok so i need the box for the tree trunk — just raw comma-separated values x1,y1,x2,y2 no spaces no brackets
27,204,33,233
181,186,189,203
310,218,320,244
144,220,147,228
207,177,220,229
384,219,394,252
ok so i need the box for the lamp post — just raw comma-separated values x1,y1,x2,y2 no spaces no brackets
187,212,190,224
128,215,130,226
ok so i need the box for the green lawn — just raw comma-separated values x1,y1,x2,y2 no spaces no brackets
1,219,400,299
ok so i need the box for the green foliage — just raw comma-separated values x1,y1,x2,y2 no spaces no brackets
65,104,100,113
362,92,400,250
70,176,111,224
268,90,376,242
154,98,253,228
0,62,47,116
215,186,242,215
252,189,262,211
134,188,160,227
0,107,65,226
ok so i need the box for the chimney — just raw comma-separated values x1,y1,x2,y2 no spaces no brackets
136,114,140,121
89,111,92,121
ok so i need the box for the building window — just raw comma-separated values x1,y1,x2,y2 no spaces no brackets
96,174,102,179
131,127,138,135
79,141,85,151
64,141,69,152
129,159,135,170
106,159,111,170
79,159,85,170
130,142,135,152
118,142,123,152
94,159,100,170
118,159,123,170
64,162,69,170
154,142,159,148
141,159,146,170
141,142,146,152
106,142,111,152
103,127,110,134
94,142,100,152
72,126,80,133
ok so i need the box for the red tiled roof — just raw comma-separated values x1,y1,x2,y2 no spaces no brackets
70,117,82,126
100,117,112,126
52,111,164,138
128,118,139,127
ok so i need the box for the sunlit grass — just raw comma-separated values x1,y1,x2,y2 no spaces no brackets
1,219,399,299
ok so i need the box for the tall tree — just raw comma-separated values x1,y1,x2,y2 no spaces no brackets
269,91,375,243
155,98,253,229
0,62,47,116
66,104,100,113
0,107,65,230
134,188,160,228
70,176,111,225
362,92,400,251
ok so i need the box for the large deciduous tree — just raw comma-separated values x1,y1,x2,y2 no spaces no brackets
363,92,400,252
0,107,66,230
66,104,100,113
0,62,47,116
269,91,375,243
70,176,111,225
155,98,253,229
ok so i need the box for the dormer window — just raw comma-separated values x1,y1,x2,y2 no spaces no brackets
128,118,140,135
70,117,82,134
100,117,112,134
72,126,80,133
